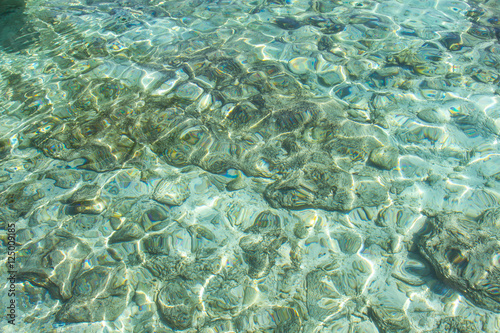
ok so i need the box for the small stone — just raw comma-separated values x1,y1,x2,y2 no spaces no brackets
288,57,315,75
317,36,334,51
175,82,203,101
273,17,302,30
318,70,343,87
369,304,411,332
436,317,478,332
417,108,449,123
153,177,190,206
354,181,389,207
245,210,281,233
142,233,170,255
226,176,246,191
239,231,286,278
66,198,106,215
0,138,11,160
369,146,398,170
109,222,145,244
157,279,197,330
425,173,442,186
141,206,169,231
335,231,362,254
68,185,100,202
440,32,463,51
0,172,10,182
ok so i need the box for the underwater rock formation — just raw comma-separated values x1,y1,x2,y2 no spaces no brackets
56,264,130,323
65,185,107,215
419,210,500,312
16,229,92,300
156,278,198,330
264,163,389,211
239,229,287,279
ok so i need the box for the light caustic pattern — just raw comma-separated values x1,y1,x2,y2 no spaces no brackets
0,0,500,332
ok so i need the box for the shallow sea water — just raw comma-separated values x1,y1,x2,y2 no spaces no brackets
1,0,500,332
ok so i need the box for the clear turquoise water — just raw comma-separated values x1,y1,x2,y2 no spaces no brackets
1,0,500,332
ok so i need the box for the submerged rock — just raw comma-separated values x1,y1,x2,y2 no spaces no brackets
432,316,478,333
4,0,500,331
17,229,92,300
141,206,170,232
273,102,321,132
264,164,389,211
65,185,107,215
56,264,130,323
153,176,190,205
0,0,34,53
245,210,281,233
273,17,302,30
264,165,353,211
369,146,399,170
66,198,106,215
369,304,411,333
417,108,450,124
419,211,500,313
0,138,11,160
440,33,463,51
239,230,286,279
327,136,382,163
108,221,145,244
317,36,334,51
226,176,246,191
234,306,302,332
2,182,43,217
156,278,197,330
45,170,81,189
